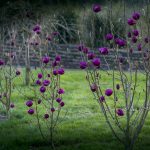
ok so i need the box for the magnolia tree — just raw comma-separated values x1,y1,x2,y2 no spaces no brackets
0,26,24,119
0,37,21,118
23,24,66,149
79,4,150,150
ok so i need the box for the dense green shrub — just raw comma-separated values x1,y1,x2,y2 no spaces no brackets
80,10,125,47
53,9,78,44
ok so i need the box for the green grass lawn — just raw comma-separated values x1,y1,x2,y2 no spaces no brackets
0,70,150,150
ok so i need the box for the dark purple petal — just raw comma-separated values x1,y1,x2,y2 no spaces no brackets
90,84,98,92
43,80,50,86
58,68,65,75
56,98,62,103
40,86,46,93
87,52,95,60
0,59,4,66
44,113,49,119
132,29,139,36
132,12,140,20
92,58,101,67
127,18,136,25
138,44,142,51
116,84,120,90
99,47,109,55
26,100,33,107
80,61,87,69
53,69,58,75
60,101,65,107
92,4,101,13
10,103,15,108
105,89,113,96
106,33,113,40
28,109,34,115
132,36,137,43
16,70,21,76
38,73,43,79
42,56,50,64
58,88,65,94
51,108,55,112
99,96,105,102
55,55,61,61
116,108,124,116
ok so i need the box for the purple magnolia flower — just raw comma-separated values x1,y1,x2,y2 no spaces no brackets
16,70,21,76
127,18,136,25
90,84,98,92
127,32,132,38
144,37,149,43
38,99,42,104
106,33,113,40
80,61,87,69
58,88,65,94
53,69,58,75
47,74,51,78
92,4,101,13
36,80,41,85
44,114,49,119
116,108,124,116
36,30,41,34
40,86,46,93
132,36,137,43
138,44,142,51
132,12,140,20
118,39,126,47
43,80,50,86
0,59,4,66
60,101,65,107
83,47,89,54
46,35,52,41
105,89,113,96
119,57,125,63
10,103,15,108
99,96,105,102
42,56,50,64
144,53,149,60
92,58,101,67
38,73,43,79
132,29,139,36
58,68,65,75
26,100,33,107
115,38,120,45
33,24,41,32
56,98,62,103
115,38,126,47
87,52,95,60
99,47,108,55
116,84,120,90
28,109,34,115
51,108,55,112
52,61,58,67
55,55,61,62
77,44,84,51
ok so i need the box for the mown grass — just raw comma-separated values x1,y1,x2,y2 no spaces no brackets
0,70,150,150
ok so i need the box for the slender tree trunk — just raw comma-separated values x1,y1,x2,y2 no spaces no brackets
25,44,30,86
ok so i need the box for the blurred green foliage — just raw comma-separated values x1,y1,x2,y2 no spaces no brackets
0,0,146,7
